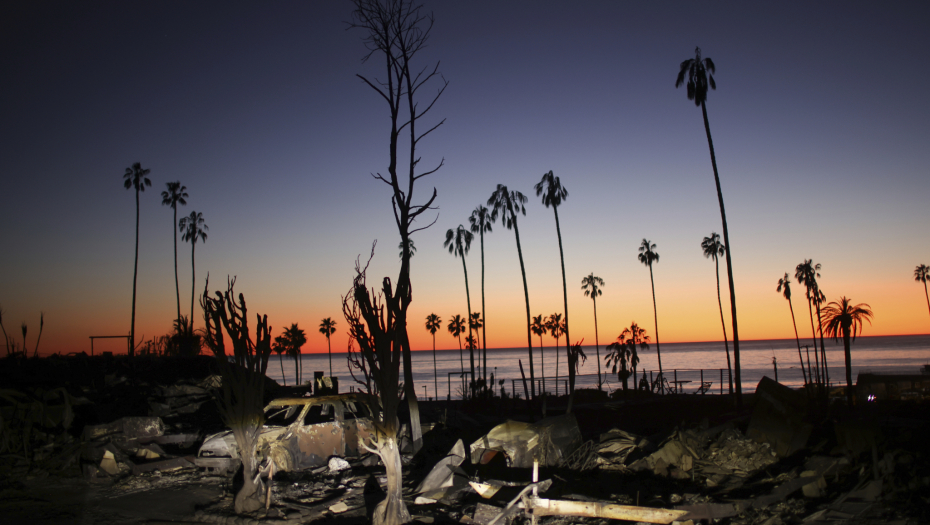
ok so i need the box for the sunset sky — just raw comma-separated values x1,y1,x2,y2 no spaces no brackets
2,1,929,357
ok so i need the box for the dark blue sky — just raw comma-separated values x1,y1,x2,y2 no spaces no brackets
2,1,929,356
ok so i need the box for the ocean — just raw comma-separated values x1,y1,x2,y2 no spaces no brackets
266,334,930,400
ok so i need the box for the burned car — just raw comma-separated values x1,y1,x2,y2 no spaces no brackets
194,393,375,474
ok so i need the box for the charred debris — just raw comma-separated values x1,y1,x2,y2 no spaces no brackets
1,356,929,524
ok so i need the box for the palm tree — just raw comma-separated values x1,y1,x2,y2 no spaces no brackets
488,184,535,398
161,181,188,322
605,338,631,393
398,239,416,259
638,239,664,387
821,297,873,406
468,312,483,357
796,260,827,386
275,323,307,386
621,322,647,388
272,338,288,386
319,317,337,377
123,162,151,356
580,273,605,390
469,205,493,383
915,265,930,323
425,313,441,399
777,273,808,387
547,313,564,392
701,232,732,394
535,170,571,395
445,225,476,392
677,47,742,405
531,314,548,394
447,314,466,377
179,211,208,327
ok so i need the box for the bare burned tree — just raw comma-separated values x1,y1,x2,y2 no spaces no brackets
349,0,446,454
200,276,273,514
343,247,410,525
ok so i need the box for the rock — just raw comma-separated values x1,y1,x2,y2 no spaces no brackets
328,456,350,473
329,501,349,513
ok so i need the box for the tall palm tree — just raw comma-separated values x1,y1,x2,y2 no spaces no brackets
535,170,571,395
638,239,664,387
777,273,808,386
276,323,307,386
531,314,548,394
580,273,605,390
915,265,930,323
319,317,337,377
179,211,208,328
124,162,151,356
447,314,466,377
468,312,483,361
677,47,742,405
821,297,873,406
796,260,827,385
488,184,535,398
272,338,287,386
425,313,441,399
161,181,188,322
547,313,564,392
445,225,476,392
469,205,493,383
701,232,732,394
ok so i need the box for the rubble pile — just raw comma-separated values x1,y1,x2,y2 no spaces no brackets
82,416,201,480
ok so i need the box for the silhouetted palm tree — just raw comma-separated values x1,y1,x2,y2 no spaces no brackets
161,181,188,322
447,314,466,376
605,338,631,392
677,47,742,405
581,273,604,390
179,211,208,328
469,312,483,355
777,273,808,386
124,162,151,356
531,314,548,394
821,297,873,406
488,184,535,398
702,232,732,394
272,338,287,386
425,313,441,399
398,239,416,259
915,265,930,323
638,239,663,387
535,170,571,395
319,317,337,377
445,225,476,392
276,323,307,386
469,205,493,383
796,260,827,385
547,313,564,391
607,325,648,394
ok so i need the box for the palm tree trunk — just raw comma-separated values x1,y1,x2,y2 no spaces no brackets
553,206,569,396
432,334,438,400
190,242,196,329
278,353,286,386
512,219,535,400
701,101,740,407
714,255,732,394
327,336,333,377
593,297,602,391
457,334,464,376
805,296,820,384
924,281,930,321
649,264,663,387
173,208,180,322
788,299,808,386
538,334,545,395
816,300,828,387
130,187,140,357
843,328,853,406
480,230,487,385
460,255,475,397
